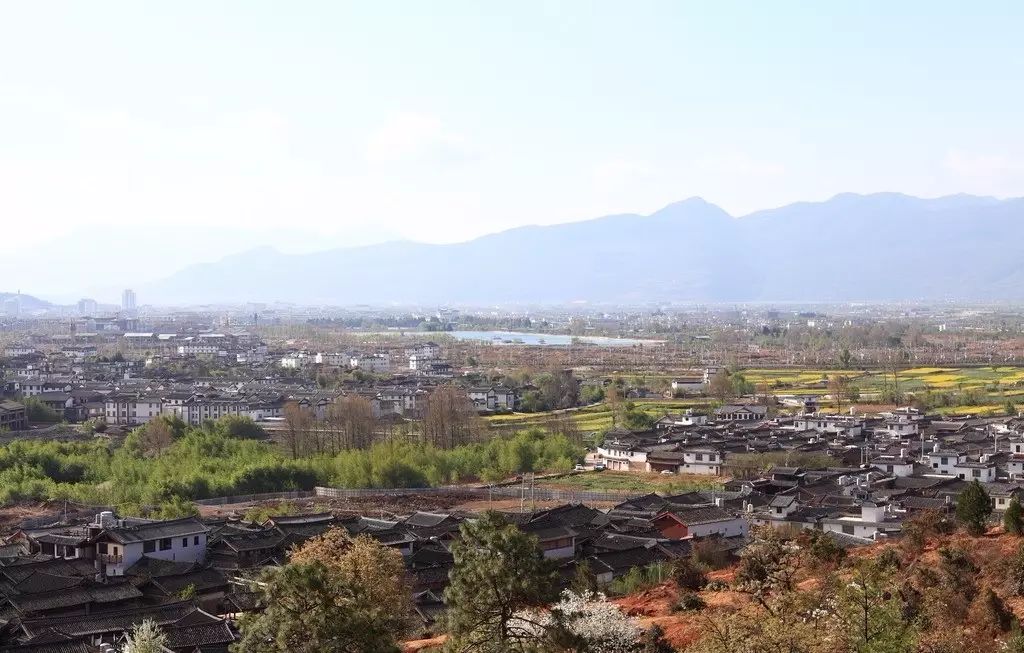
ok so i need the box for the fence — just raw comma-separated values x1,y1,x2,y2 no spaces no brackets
192,490,315,507
312,485,636,503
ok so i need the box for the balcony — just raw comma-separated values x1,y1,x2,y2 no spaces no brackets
99,553,123,564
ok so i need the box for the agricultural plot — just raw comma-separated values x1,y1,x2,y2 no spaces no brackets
744,365,1024,416
484,400,710,435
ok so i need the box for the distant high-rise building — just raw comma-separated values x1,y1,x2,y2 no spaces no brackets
77,298,98,315
121,289,137,312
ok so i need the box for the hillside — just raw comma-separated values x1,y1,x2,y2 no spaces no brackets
0,292,51,311
142,193,1024,305
613,526,1024,651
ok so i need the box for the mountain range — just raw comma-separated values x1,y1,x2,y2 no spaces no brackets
135,193,1024,305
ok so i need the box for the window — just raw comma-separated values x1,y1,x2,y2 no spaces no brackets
159,538,172,551
842,524,855,535
182,537,188,547
194,536,200,545
973,469,981,478
98,542,108,554
143,540,155,553
695,453,703,461
941,457,948,465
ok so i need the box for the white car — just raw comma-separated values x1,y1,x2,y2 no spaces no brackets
573,464,586,472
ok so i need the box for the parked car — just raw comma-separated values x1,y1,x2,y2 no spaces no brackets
573,464,586,472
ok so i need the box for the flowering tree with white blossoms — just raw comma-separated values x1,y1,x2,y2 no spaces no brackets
512,589,643,653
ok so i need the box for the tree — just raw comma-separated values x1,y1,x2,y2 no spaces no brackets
424,384,483,449
525,590,642,653
835,560,915,653
537,370,581,410
838,347,853,369
289,530,412,635
443,512,558,652
708,371,734,403
672,557,708,591
327,395,377,452
234,562,399,653
23,397,60,423
570,561,599,595
1007,497,1024,536
734,527,800,613
828,375,852,414
122,618,168,653
955,480,993,536
140,418,174,456
217,415,266,439
282,401,313,459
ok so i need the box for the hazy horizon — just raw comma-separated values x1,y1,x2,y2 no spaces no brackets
3,2,1024,299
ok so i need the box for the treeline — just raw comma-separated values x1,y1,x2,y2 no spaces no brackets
0,417,582,515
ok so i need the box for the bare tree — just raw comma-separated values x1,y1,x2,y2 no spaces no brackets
140,418,174,456
326,395,377,452
423,384,484,449
708,371,734,403
282,401,313,459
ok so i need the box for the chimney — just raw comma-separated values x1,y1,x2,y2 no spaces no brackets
933,442,940,453
899,448,907,459
714,497,725,508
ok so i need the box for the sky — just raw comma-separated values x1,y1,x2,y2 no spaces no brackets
2,1,1024,298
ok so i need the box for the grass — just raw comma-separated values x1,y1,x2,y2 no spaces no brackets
541,471,723,494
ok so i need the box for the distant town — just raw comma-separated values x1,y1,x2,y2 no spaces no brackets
4,294,1024,650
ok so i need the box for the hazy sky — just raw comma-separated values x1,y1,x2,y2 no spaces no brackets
2,1,1023,287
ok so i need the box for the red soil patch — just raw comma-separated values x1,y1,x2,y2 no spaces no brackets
403,635,446,652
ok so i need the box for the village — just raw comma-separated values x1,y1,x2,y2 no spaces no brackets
4,299,1024,649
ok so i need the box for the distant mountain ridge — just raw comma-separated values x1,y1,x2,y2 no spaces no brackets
141,193,1024,305
0,292,51,311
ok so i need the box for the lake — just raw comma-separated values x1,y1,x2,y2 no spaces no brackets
447,330,662,347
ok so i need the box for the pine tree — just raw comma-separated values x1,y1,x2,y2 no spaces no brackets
570,560,599,595
1006,497,1024,536
443,511,558,652
956,480,993,536
232,562,399,653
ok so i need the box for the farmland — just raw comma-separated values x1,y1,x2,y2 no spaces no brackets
484,399,713,435
483,366,1024,434
742,365,1024,415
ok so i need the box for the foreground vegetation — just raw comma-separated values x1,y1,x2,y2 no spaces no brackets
0,417,583,515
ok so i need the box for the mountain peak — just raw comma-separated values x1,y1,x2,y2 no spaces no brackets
650,197,733,220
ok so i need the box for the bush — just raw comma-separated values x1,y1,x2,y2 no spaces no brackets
692,536,732,569
675,591,706,612
801,530,847,567
876,547,901,571
672,558,708,591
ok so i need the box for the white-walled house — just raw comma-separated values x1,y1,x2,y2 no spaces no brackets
670,376,706,395
655,410,708,428
871,453,916,477
821,502,903,540
645,449,723,475
349,354,391,374
596,441,648,471
91,513,209,577
1009,439,1024,481
925,443,966,475
953,457,998,483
